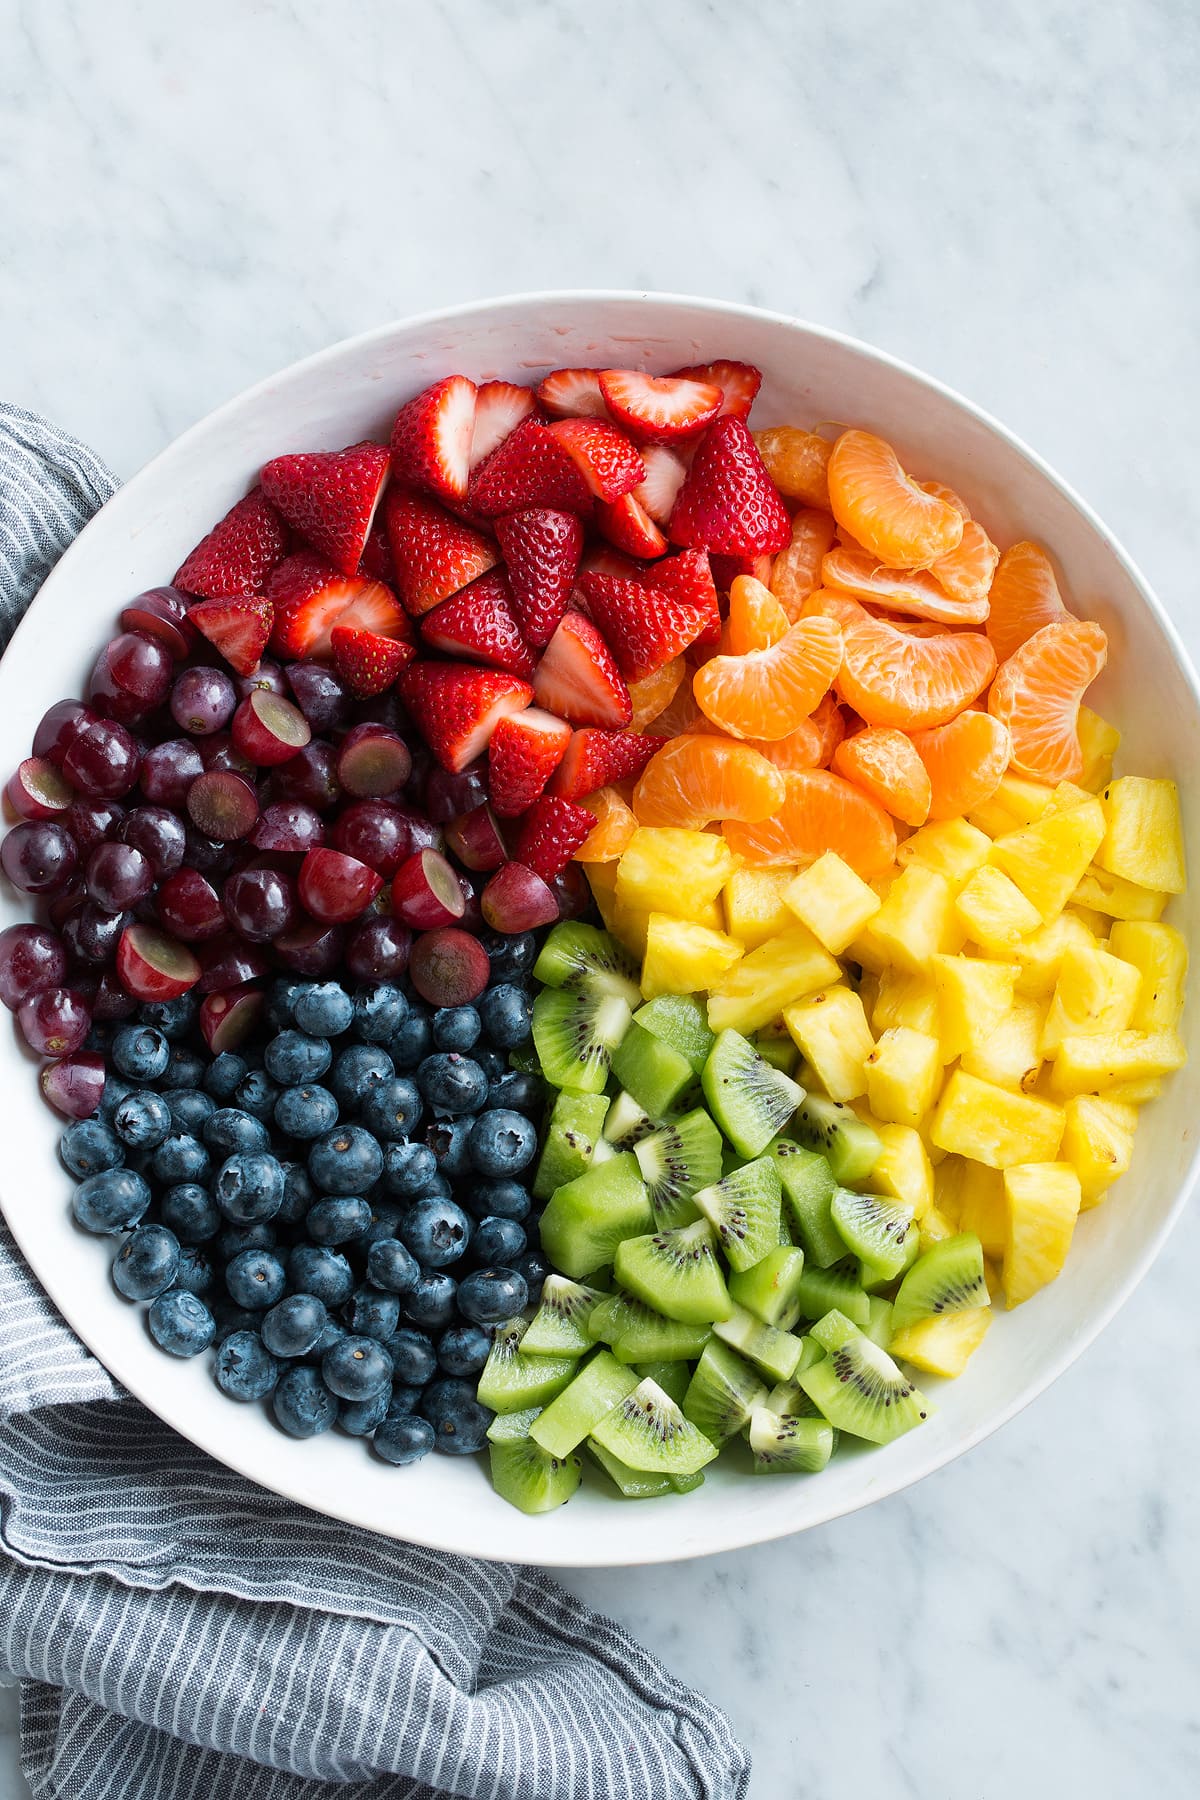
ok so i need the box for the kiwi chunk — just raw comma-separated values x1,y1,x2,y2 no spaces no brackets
713,1302,806,1383
611,1022,695,1116
793,1259,870,1329
771,1141,844,1268
749,1407,834,1474
670,1471,705,1494
532,1090,611,1201
533,921,641,1006
830,1188,918,1282
602,1090,656,1150
529,1349,639,1457
532,987,632,1094
753,1031,800,1076
635,1359,691,1407
765,1351,825,1419
538,1153,653,1279
521,1275,605,1356
892,1232,989,1333
800,1312,930,1444
864,1297,895,1349
614,1219,733,1325
588,1289,712,1364
789,1094,881,1186
683,1339,768,1446
490,1434,583,1513
591,1377,719,1476
632,1108,724,1228
728,1246,807,1330
693,1156,783,1272
587,1440,674,1498
476,1317,578,1413
486,1405,543,1443
702,1029,804,1158
633,993,715,1074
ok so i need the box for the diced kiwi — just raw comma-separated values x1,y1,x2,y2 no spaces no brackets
486,1405,543,1443
749,1407,834,1473
476,1317,578,1413
683,1339,768,1446
864,1296,895,1349
633,993,715,1074
753,1031,800,1076
532,1090,611,1201
713,1302,806,1382
507,1043,543,1077
489,1434,583,1513
532,987,633,1094
702,1029,804,1158
611,1022,695,1116
529,1349,639,1457
670,1471,705,1494
830,1188,918,1282
789,1093,882,1186
793,1259,871,1328
632,1108,724,1228
602,1090,656,1150
615,1218,733,1325
533,921,642,1006
891,1232,990,1334
771,1141,844,1268
587,1440,674,1498
800,1312,930,1444
591,1377,719,1476
521,1275,605,1356
589,1290,713,1364
766,1348,825,1418
693,1156,783,1273
539,1153,653,1279
636,1360,691,1406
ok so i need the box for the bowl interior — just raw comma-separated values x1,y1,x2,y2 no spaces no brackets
0,293,1195,1566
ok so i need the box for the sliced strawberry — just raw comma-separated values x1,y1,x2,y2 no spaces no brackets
579,572,707,683
266,553,401,660
330,626,414,697
419,570,536,676
469,381,537,470
398,663,533,773
512,795,596,882
595,493,668,559
579,546,642,583
536,368,609,420
187,597,273,677
389,375,477,504
494,508,584,647
709,552,775,593
633,445,688,525
358,517,396,585
531,613,632,730
643,548,722,646
598,370,723,444
385,488,498,617
671,359,763,420
260,442,389,577
487,707,572,817
668,415,790,557
468,418,593,517
548,728,666,800
546,419,645,502
174,489,287,598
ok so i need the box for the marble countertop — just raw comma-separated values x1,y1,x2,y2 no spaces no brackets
2,1,1199,1793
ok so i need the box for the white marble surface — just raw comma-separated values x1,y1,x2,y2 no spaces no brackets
2,0,1199,1793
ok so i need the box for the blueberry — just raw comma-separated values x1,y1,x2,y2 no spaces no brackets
305,1317,348,1363
275,1160,316,1225
61,1118,124,1179
274,1083,339,1140
474,1046,506,1081
139,994,198,1041
362,1201,403,1245
113,1091,172,1150
215,1152,285,1224
73,1168,151,1235
225,1247,287,1311
399,1198,472,1269
457,1266,529,1325
264,1029,333,1086
478,928,537,984
97,1074,133,1122
366,1237,420,1295
147,1288,215,1357
360,1076,423,1142
160,1183,221,1244
338,1386,392,1436
390,1009,432,1070
380,1140,438,1198
266,976,303,1031
173,1245,215,1297
234,1069,282,1121
424,1118,474,1180
385,1327,437,1387
372,1414,435,1465
165,1087,215,1136
347,1285,401,1342
477,984,532,1049
467,1108,537,1178
292,981,354,1038
308,1124,383,1196
112,1224,180,1300
203,1051,248,1103
112,1023,170,1082
432,1005,481,1052
330,1042,394,1111
286,1245,354,1308
149,1132,211,1187
322,1335,393,1402
383,1382,425,1418
162,1046,206,1091
420,1377,493,1454
214,1330,280,1402
461,1177,530,1222
306,1196,372,1245
261,1292,329,1359
470,1215,527,1265
513,1247,549,1303
216,1221,277,1263
486,1070,543,1114
352,983,408,1044
416,1053,488,1117
204,1107,270,1159
399,1272,457,1332
212,1302,260,1344
273,1365,336,1437
437,1322,492,1378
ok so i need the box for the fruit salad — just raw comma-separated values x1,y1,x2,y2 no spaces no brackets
0,355,1186,1512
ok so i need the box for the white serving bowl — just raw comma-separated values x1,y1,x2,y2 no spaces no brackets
1,293,1196,1567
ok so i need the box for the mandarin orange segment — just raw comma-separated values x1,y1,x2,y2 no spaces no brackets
724,768,897,879
752,427,832,507
726,575,790,653
836,607,997,731
822,543,989,626
988,619,1107,783
771,508,838,619
632,734,786,829
693,616,843,742
645,672,702,738
930,519,1000,606
921,480,971,518
827,430,965,569
575,786,639,861
911,709,1012,821
986,541,1073,663
833,727,932,827
628,657,685,731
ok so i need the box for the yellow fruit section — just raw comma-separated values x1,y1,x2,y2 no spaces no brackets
783,852,881,954
641,915,742,1000
707,927,840,1034
1076,707,1120,791
616,827,739,917
930,1071,1065,1168
1060,1095,1136,1209
1002,1163,1081,1307
990,798,1107,920
864,1027,942,1127
1108,921,1188,1030
1096,777,1185,894
889,1308,992,1377
783,986,874,1102
723,867,797,950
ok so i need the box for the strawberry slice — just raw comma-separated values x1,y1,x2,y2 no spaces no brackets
548,728,666,800
494,508,584,647
187,597,273,677
531,613,632,730
358,517,396,585
470,381,537,470
419,570,536,676
174,489,287,598
595,493,668,559
487,706,572,817
260,442,390,577
598,370,723,444
709,551,775,591
546,419,645,502
398,663,533,773
579,572,707,683
643,548,722,646
671,359,763,420
385,488,498,617
535,368,609,419
633,445,688,525
668,415,790,557
512,795,596,882
330,626,414,697
579,546,642,583
389,375,477,504
266,553,403,660
468,418,593,517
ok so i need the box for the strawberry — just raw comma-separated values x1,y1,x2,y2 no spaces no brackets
633,445,688,525
187,596,273,677
545,419,645,502
398,663,533,773
531,613,632,730
579,545,642,582
598,370,723,443
419,570,536,676
487,707,572,817
389,375,477,504
535,368,609,419
468,417,592,517
174,489,287,597
385,488,498,617
709,551,775,591
671,359,763,420
668,415,790,557
494,508,583,647
595,493,668,559
266,553,406,659
469,381,537,470
358,517,396,585
579,572,707,683
548,728,666,800
330,625,415,697
643,547,722,645
512,795,596,882
260,442,390,576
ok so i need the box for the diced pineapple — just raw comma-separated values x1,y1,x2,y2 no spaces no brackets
932,1154,968,1225
641,914,742,999
864,1026,943,1127
968,774,1054,838
961,997,1046,1092
867,866,963,975
870,1122,934,1219
723,866,798,950
870,968,941,1037
587,862,648,956
783,852,881,954
783,986,874,1103
1048,1028,1187,1098
890,1308,992,1377
990,798,1107,921
1067,905,1111,939
1061,1095,1137,1208
1002,1162,1081,1307
707,927,840,1035
955,865,1044,953
1010,910,1099,998
916,1204,960,1246
1096,777,1185,894
1039,944,1141,1056
896,818,992,887
1072,866,1167,922
1045,780,1095,815
857,970,880,1020
1105,1077,1162,1104
930,954,1018,1062
930,1070,1065,1168
1076,707,1120,791
1108,921,1188,1030
616,827,739,919
956,1161,1007,1258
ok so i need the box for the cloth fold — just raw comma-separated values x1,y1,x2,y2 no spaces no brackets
0,403,750,1800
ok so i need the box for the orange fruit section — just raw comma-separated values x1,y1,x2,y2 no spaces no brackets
628,657,685,731
771,508,838,620
726,575,790,653
986,540,1073,663
725,768,898,879
834,727,932,827
746,692,848,773
632,734,786,829
921,480,971,518
753,427,833,507
988,618,1108,783
693,616,843,741
827,430,965,569
911,709,1012,820
929,519,1000,606
822,543,989,626
833,601,997,731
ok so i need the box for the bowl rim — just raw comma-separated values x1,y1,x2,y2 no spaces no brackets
5,289,1199,1566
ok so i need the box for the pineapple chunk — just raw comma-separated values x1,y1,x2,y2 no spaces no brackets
870,1122,934,1219
917,1204,960,1246
890,1308,992,1377
587,862,649,956
896,818,991,887
1010,911,1098,998
1039,944,1141,1055
617,827,739,919
990,798,1107,921
1002,1162,1081,1307
1061,1095,1137,1208
641,914,742,999
864,1027,942,1127
1105,1077,1162,1104
870,968,940,1037
1045,780,1094,814
1048,1028,1187,1098
961,997,1046,1092
783,986,874,1103
723,866,798,951
1068,904,1112,939
866,866,963,974
955,865,1044,953
930,955,1018,1062
968,774,1054,838
932,1155,968,1225
1076,707,1120,791
783,852,881,954
1072,866,1167,922
1108,921,1188,1030
707,927,840,1035
956,1161,1007,1258
1096,777,1185,894
930,1070,1065,1168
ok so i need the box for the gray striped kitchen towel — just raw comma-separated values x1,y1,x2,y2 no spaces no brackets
0,403,750,1800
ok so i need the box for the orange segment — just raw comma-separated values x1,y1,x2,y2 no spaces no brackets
725,769,897,879
911,710,1012,820
693,617,843,741
628,657,685,731
822,543,988,625
575,786,639,861
644,671,702,738
921,480,971,518
753,428,832,507
771,508,838,620
747,693,848,773
930,519,1000,606
632,735,786,829
727,575,790,653
985,541,1072,663
833,727,932,827
833,601,997,731
827,430,964,568
988,619,1107,783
